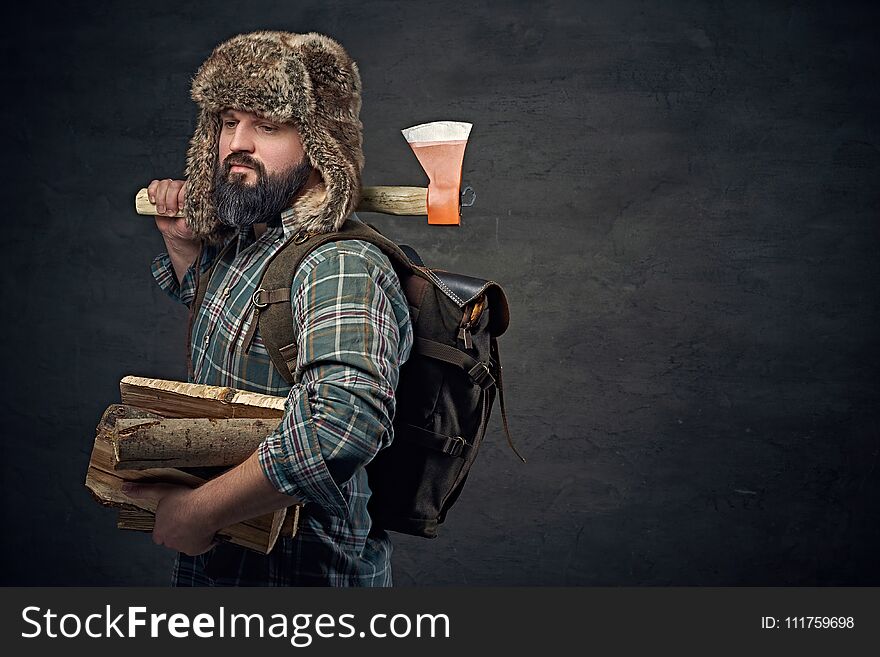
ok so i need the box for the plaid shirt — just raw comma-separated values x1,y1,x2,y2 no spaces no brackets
151,210,412,586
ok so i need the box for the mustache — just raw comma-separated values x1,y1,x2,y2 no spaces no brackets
223,153,266,178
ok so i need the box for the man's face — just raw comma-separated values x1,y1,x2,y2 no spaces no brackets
219,109,307,182
214,109,315,227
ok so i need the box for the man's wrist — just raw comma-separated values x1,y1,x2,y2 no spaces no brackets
164,235,200,258
187,482,227,535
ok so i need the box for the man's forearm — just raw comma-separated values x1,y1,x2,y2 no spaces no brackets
193,450,300,533
123,448,299,556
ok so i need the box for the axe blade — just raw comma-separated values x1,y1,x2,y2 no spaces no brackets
402,121,473,225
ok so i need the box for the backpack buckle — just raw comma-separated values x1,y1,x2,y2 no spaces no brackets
442,435,467,457
252,288,269,308
468,361,495,389
293,230,314,245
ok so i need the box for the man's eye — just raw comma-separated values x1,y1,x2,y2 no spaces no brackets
260,125,278,133
223,121,237,128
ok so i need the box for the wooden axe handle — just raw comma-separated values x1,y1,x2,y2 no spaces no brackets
356,186,427,215
134,186,428,218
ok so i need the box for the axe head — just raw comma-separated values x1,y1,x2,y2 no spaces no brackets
402,121,472,225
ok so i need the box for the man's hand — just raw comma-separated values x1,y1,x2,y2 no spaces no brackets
121,452,298,557
122,482,218,556
148,178,200,283
148,178,195,241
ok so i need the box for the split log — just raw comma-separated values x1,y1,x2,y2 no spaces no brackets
119,375,285,419
112,416,275,470
86,404,298,553
117,509,156,532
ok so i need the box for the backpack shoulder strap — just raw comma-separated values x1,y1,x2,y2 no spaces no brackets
187,238,238,380
257,218,414,385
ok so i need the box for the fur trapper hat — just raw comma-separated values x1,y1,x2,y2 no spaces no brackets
184,31,364,242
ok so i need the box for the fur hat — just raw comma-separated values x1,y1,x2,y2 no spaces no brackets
184,31,364,242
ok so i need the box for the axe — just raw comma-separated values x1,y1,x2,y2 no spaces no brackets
134,120,475,226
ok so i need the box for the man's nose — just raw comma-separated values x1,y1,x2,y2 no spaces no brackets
228,124,255,153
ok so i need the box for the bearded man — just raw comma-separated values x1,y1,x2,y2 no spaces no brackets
127,31,413,587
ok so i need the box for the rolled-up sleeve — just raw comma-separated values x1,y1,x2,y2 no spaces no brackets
151,243,220,308
258,242,407,518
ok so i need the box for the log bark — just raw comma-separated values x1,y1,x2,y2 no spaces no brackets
112,417,275,470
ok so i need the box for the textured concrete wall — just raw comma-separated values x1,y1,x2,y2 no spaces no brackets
1,0,878,585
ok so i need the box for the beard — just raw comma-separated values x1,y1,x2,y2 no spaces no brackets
213,153,313,228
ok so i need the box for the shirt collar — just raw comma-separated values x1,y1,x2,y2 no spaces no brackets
231,208,360,253
232,219,283,254
280,207,299,239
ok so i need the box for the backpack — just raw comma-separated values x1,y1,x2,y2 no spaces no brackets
192,216,524,538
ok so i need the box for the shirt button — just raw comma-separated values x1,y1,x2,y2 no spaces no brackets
204,334,210,345
222,287,231,299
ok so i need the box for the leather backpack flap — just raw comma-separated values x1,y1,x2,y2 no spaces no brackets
425,269,510,337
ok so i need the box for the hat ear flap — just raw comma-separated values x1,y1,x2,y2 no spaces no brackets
184,109,223,241
288,35,363,235
290,130,361,235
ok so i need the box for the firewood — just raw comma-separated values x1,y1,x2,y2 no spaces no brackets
119,375,285,419
86,404,299,554
116,507,299,541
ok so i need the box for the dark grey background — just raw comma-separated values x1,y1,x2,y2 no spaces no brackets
1,0,877,585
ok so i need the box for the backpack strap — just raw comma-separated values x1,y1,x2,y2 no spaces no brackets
414,336,526,463
491,337,526,463
187,238,238,380
255,218,415,385
413,338,496,389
